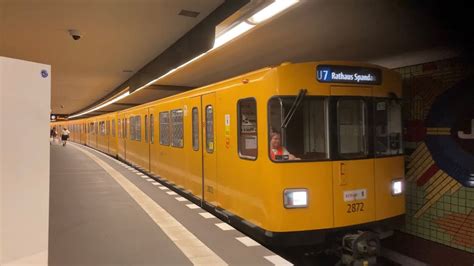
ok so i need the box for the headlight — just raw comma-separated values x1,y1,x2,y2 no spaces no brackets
284,189,308,208
392,179,403,195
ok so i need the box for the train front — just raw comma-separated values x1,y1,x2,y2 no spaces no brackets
262,62,405,261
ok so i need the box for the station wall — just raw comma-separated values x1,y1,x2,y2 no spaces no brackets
397,58,474,253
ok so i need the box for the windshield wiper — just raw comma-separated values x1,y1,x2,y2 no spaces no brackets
281,89,307,129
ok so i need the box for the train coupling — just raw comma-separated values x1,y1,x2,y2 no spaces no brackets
340,231,380,266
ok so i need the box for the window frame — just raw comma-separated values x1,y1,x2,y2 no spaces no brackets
237,97,258,161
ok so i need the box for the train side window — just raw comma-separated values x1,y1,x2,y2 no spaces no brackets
124,118,127,139
145,115,148,143
106,120,110,136
171,109,184,148
205,105,214,153
136,116,141,141
238,98,257,159
337,99,368,159
159,111,170,146
192,107,199,151
130,116,135,140
112,119,116,137
150,114,154,144
118,119,122,138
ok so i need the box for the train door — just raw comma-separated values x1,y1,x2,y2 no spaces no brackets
202,93,217,206
330,93,375,227
187,96,203,201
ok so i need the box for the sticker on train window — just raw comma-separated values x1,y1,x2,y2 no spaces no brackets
343,189,367,202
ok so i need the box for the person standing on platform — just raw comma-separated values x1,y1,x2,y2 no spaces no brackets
50,127,57,144
61,127,70,146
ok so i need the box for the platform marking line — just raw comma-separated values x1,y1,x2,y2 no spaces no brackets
175,197,188,202
151,182,160,186
167,191,178,195
159,186,169,190
236,237,260,247
199,212,216,219
264,255,292,266
146,178,155,182
141,176,149,179
215,223,235,231
186,204,201,209
70,144,227,265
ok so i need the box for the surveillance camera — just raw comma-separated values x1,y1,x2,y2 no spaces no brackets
68,29,82,41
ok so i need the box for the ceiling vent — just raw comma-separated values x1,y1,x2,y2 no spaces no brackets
178,9,200,18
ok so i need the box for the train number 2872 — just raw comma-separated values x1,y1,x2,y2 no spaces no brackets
347,202,364,213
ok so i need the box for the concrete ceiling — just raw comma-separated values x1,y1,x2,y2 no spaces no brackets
0,0,224,114
2,0,471,118
155,0,455,88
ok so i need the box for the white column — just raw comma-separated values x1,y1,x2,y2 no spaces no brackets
0,56,50,265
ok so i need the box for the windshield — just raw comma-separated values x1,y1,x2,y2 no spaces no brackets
268,97,329,161
268,96,403,162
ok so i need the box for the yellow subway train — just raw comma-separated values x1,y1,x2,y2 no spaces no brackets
52,61,405,250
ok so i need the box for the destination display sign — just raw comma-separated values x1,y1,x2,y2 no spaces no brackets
316,65,382,85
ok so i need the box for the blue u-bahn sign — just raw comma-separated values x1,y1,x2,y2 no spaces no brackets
316,65,381,85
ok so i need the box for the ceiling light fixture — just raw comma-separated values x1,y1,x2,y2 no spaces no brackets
248,0,299,24
212,22,254,49
68,91,130,119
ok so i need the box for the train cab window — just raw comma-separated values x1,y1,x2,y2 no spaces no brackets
205,105,214,153
159,112,170,146
238,98,257,159
374,99,403,156
192,108,199,151
150,114,154,144
171,109,184,148
145,115,148,143
268,97,329,161
337,99,368,159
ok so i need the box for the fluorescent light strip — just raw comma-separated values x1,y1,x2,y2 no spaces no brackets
68,1,299,119
68,91,130,118
133,52,207,94
249,0,299,24
212,22,254,49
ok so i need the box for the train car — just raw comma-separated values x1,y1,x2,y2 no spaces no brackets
52,61,405,261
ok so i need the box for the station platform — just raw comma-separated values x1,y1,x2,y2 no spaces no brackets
49,142,291,265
